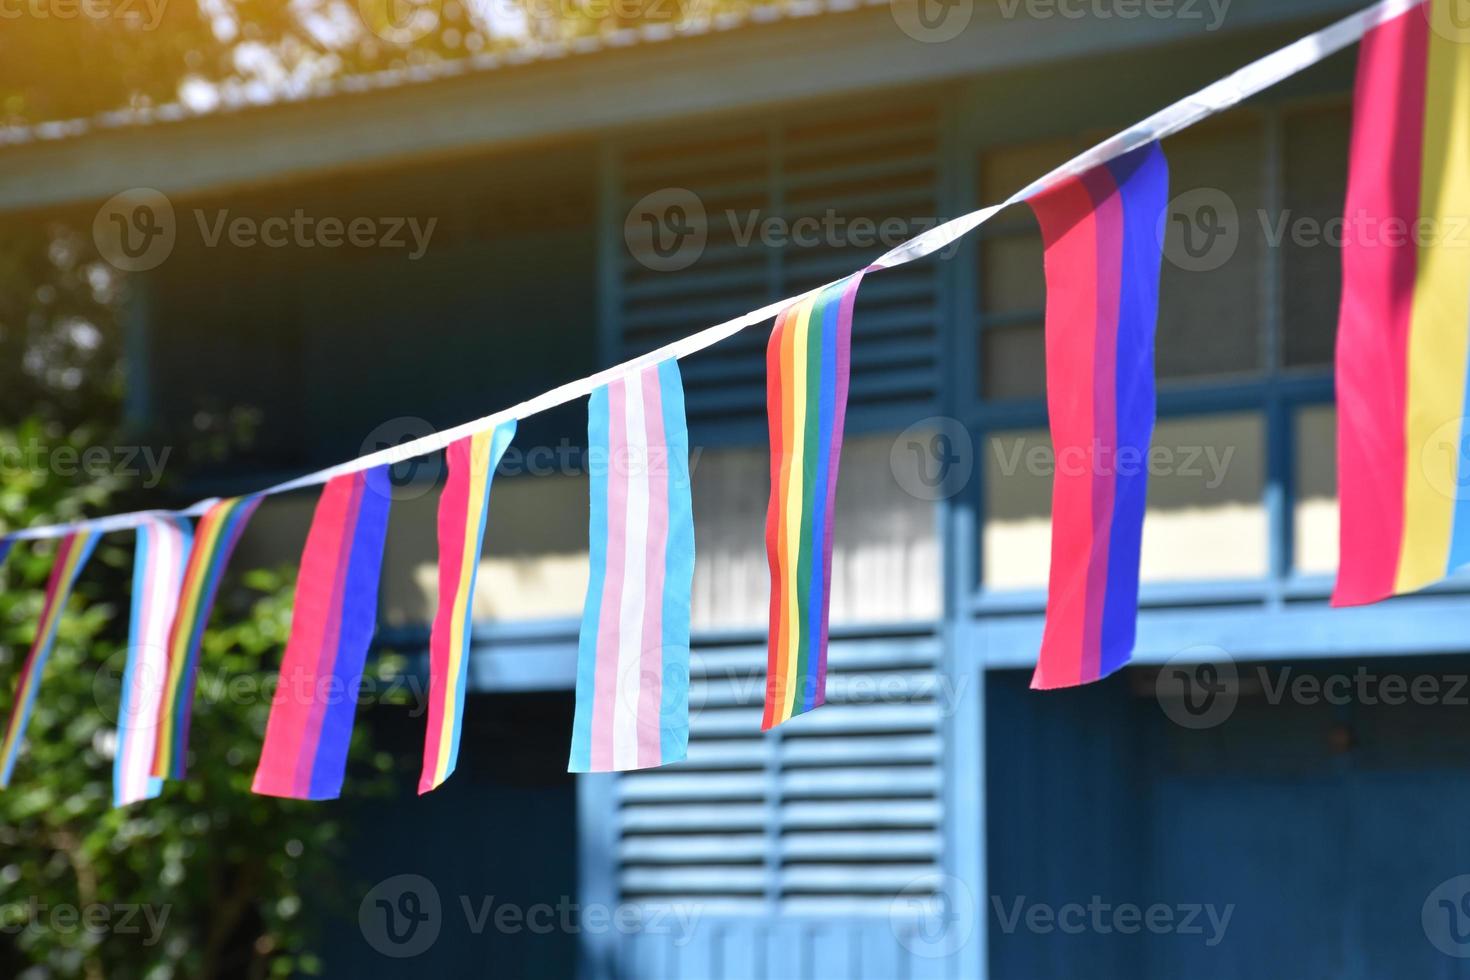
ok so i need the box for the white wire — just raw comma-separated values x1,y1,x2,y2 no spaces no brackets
6,0,1421,543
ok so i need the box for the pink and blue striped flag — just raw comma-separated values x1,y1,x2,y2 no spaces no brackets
420,421,516,795
0,531,99,787
253,467,392,800
115,516,193,807
569,361,695,772
1028,142,1169,690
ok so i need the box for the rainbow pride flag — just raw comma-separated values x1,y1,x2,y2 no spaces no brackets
419,421,516,794
1335,0,1470,606
254,468,393,800
152,495,261,780
569,362,694,772
115,516,193,807
762,272,865,730
1027,143,1169,690
0,531,98,787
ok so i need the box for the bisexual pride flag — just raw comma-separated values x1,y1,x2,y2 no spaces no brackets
254,468,392,799
1334,0,1470,606
1027,143,1169,689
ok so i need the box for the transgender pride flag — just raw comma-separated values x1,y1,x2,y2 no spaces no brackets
1028,142,1169,690
115,516,193,807
568,361,695,773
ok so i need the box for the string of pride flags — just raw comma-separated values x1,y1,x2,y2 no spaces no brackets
0,0,1459,801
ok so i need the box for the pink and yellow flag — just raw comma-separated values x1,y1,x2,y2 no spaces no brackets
420,421,516,793
1335,0,1470,606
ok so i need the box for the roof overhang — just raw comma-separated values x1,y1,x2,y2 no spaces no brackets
0,0,1361,214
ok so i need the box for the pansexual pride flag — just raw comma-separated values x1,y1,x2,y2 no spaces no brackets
420,421,516,794
153,495,261,780
115,516,193,807
254,467,392,800
569,362,694,772
762,272,865,729
0,531,98,787
1027,142,1169,690
1335,0,1470,606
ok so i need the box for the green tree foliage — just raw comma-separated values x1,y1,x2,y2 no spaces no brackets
0,424,403,978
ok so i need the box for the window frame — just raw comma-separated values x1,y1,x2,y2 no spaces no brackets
955,98,1348,613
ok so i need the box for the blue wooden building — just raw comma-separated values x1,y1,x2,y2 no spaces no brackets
6,0,1470,975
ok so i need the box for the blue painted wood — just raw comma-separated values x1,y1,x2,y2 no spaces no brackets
578,773,621,980
980,592,1470,670
936,91,990,980
984,658,1470,978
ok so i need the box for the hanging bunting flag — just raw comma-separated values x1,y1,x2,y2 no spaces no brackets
253,467,392,800
1335,0,1470,606
0,531,99,787
420,422,516,793
152,495,262,780
762,273,866,730
1027,142,1169,690
569,362,694,771
115,517,193,807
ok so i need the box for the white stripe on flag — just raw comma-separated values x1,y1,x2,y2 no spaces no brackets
120,519,185,804
614,374,650,771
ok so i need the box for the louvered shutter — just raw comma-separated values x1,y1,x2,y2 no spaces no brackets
609,99,944,436
600,92,952,977
611,634,947,975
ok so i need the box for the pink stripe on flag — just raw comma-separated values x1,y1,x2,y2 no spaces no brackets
591,378,629,771
1033,179,1102,688
637,367,668,769
1332,7,1426,606
1080,167,1123,682
291,477,365,796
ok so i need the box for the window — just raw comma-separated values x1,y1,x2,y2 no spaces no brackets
974,102,1349,592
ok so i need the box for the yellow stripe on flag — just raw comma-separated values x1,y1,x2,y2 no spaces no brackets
781,295,816,723
1397,18,1470,594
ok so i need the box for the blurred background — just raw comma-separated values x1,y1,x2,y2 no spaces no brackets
4,0,1469,976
